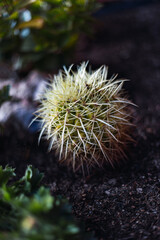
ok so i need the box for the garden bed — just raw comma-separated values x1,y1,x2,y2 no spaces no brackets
1,2,160,240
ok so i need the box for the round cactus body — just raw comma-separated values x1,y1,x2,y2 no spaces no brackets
34,62,134,172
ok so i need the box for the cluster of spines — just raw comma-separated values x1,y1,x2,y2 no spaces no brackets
32,62,134,172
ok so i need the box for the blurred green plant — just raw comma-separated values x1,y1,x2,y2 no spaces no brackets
0,165,96,240
0,85,11,106
0,0,99,71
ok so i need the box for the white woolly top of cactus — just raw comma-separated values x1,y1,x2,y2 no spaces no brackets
32,62,134,172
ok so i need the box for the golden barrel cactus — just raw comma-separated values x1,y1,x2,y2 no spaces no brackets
32,62,135,172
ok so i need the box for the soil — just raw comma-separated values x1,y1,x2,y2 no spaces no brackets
1,3,160,240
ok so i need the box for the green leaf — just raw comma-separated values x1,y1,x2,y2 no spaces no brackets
27,187,53,212
0,85,11,106
0,165,96,240
14,0,37,10
0,166,15,186
0,0,99,71
14,165,44,195
8,11,18,20
17,17,44,29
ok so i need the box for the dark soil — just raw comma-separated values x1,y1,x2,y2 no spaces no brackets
1,3,160,240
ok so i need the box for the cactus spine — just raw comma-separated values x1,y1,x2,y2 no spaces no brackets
33,62,134,172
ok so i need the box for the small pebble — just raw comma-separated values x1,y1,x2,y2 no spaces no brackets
108,178,117,186
136,188,143,193
105,190,111,196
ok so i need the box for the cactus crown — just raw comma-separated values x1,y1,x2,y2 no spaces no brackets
33,62,134,172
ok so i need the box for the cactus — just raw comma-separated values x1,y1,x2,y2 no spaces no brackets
33,62,134,172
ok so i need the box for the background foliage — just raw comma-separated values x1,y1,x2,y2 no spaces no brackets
0,165,96,240
0,0,99,71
